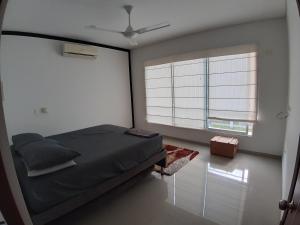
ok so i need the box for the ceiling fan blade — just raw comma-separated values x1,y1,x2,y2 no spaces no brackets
135,22,170,34
85,25,123,34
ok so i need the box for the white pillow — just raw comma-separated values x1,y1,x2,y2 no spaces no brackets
26,160,76,177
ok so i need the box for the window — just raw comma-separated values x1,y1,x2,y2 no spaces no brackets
145,45,257,136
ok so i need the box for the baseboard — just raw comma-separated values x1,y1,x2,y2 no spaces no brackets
238,148,281,159
163,135,282,159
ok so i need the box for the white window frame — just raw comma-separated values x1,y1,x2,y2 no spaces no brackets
207,119,254,136
144,45,257,137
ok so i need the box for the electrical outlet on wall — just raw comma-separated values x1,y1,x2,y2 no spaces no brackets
264,49,273,55
40,107,48,114
33,107,48,116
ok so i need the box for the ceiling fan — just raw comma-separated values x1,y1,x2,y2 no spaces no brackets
85,5,170,46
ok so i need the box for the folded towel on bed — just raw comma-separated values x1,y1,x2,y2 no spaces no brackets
125,128,159,138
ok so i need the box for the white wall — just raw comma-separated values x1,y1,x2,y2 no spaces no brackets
1,36,132,140
132,18,288,156
282,0,300,199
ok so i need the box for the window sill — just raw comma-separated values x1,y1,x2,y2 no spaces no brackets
146,121,253,137
206,127,252,137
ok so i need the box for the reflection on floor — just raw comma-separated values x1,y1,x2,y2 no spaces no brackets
49,137,282,225
0,211,5,224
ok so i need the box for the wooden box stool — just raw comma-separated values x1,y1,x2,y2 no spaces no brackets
210,136,238,158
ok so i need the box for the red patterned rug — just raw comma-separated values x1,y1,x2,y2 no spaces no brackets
155,144,199,175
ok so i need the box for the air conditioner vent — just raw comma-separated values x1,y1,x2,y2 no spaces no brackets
63,43,97,59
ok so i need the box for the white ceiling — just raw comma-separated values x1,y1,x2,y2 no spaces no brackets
3,0,286,49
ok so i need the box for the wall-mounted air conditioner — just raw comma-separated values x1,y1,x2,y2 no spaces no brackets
63,43,97,59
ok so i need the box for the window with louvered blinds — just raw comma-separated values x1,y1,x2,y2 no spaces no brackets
145,63,173,126
144,44,257,133
208,52,257,122
145,59,206,129
173,59,206,129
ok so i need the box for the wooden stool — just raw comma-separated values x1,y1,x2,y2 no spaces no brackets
210,136,238,158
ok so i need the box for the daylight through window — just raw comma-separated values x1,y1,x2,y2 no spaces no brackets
145,45,257,136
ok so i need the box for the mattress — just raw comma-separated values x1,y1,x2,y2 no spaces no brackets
13,125,163,214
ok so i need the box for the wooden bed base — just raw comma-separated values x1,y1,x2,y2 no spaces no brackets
31,149,166,225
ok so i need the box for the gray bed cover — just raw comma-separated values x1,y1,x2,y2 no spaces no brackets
12,125,163,214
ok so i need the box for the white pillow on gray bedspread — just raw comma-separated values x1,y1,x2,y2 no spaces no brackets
26,160,77,177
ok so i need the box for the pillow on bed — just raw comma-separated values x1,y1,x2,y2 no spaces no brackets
26,160,77,177
12,133,44,150
17,139,80,170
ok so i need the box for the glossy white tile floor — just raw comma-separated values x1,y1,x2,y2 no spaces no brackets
50,137,282,225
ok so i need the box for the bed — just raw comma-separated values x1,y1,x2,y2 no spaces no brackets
12,124,165,225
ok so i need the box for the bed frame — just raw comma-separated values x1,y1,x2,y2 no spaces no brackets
30,149,166,225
